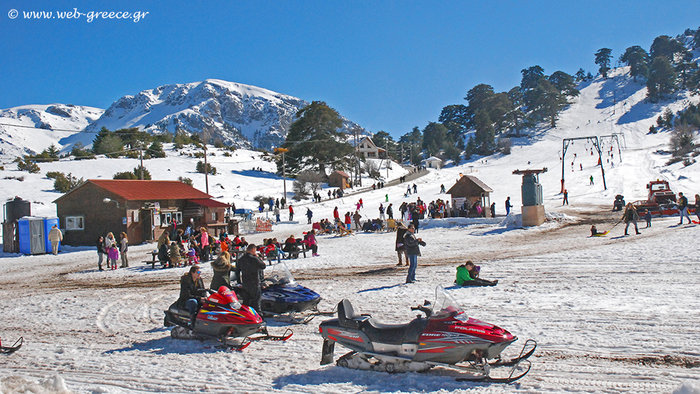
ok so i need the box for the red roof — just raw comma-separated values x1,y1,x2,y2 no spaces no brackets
67,179,212,201
188,199,230,208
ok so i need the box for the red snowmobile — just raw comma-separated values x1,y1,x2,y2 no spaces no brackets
164,286,292,350
319,287,536,383
632,180,695,217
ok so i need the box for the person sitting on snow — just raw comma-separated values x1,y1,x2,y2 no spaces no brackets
590,225,599,236
456,261,498,287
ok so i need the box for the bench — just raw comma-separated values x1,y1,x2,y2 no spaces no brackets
143,251,159,269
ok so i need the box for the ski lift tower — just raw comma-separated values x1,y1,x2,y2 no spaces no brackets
513,168,548,226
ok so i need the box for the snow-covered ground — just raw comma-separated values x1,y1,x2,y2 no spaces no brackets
0,68,699,393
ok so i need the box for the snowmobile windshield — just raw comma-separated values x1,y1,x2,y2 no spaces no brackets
265,261,296,286
432,286,468,321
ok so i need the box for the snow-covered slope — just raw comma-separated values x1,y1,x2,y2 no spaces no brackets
0,68,699,394
0,104,103,157
84,79,308,150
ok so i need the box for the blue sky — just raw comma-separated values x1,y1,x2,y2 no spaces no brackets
1,1,699,137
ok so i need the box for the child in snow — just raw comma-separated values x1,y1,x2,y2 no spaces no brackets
590,225,599,236
643,209,652,228
107,244,119,270
455,261,498,287
187,246,199,266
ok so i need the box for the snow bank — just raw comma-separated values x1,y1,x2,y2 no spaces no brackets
0,375,72,394
674,382,700,394
419,216,501,229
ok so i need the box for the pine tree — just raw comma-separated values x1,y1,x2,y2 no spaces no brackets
620,46,650,81
422,122,449,156
438,104,469,136
595,48,613,79
575,68,587,82
93,128,124,158
650,35,684,63
507,87,525,135
531,79,567,127
148,141,166,158
443,143,461,164
473,110,495,155
647,56,677,102
676,50,698,89
46,144,60,159
548,71,580,97
282,101,352,175
520,66,545,91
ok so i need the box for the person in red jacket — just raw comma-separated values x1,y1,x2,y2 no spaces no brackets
344,212,352,230
333,206,340,220
288,205,294,221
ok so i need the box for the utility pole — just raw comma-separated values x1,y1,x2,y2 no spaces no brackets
385,139,389,179
203,144,209,194
139,142,144,180
274,148,289,200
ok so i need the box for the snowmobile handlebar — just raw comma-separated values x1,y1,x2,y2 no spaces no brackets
410,300,433,317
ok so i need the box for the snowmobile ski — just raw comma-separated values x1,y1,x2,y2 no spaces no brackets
489,339,537,367
455,360,531,383
247,327,293,342
0,336,23,354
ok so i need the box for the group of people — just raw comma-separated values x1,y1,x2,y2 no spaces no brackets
256,231,320,261
616,192,699,236
96,232,129,271
176,242,268,318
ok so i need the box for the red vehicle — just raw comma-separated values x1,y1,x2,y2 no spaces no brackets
632,180,696,217
164,286,292,350
319,287,536,383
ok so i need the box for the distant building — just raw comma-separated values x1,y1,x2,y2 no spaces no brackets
54,180,229,245
357,137,387,159
447,175,493,217
328,170,350,190
424,156,443,169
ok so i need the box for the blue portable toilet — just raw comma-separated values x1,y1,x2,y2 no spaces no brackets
43,217,60,253
18,217,59,255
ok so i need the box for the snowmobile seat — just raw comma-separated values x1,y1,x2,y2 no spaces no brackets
338,299,369,329
363,318,428,345
167,303,191,319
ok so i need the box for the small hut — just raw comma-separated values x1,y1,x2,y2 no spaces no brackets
328,170,350,190
447,175,493,217
424,156,443,169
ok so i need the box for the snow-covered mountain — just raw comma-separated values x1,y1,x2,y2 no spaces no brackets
85,79,342,150
0,104,104,158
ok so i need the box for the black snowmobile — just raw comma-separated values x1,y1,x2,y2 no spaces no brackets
234,261,330,323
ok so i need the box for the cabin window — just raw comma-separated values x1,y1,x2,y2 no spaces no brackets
66,216,84,231
161,212,182,226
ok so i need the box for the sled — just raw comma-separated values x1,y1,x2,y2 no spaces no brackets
0,336,23,354
591,231,609,237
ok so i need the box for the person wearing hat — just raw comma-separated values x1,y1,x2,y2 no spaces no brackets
395,222,408,266
403,224,425,283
